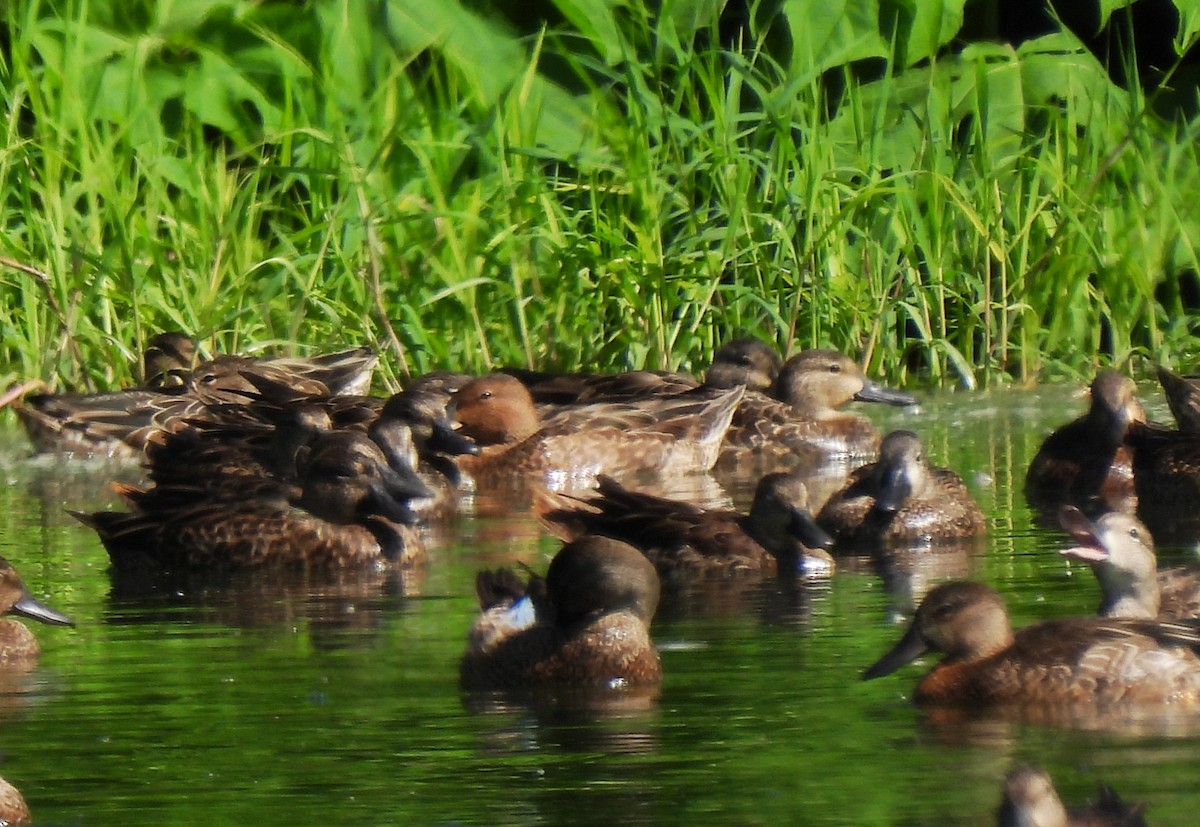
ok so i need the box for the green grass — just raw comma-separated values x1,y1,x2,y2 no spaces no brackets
1,0,1198,395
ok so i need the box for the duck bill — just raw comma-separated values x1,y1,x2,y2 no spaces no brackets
790,508,834,550
1055,506,1109,563
854,379,918,407
863,621,928,680
874,464,912,514
363,479,421,525
380,462,433,503
11,591,75,627
429,418,480,456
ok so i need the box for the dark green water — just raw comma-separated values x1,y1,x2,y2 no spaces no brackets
3,384,1200,825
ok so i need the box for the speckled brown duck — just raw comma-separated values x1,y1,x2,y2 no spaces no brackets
1120,418,1200,542
12,338,379,458
998,765,1147,827
537,471,835,583
863,580,1200,708
717,348,918,470
460,535,662,690
817,430,986,548
1025,370,1144,517
0,774,29,826
0,557,74,662
449,373,744,487
1058,505,1200,621
503,337,782,406
73,431,428,573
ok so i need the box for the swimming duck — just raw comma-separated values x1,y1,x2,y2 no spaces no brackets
0,774,29,826
12,338,379,458
449,374,743,487
503,337,782,406
1058,505,1200,620
459,535,662,690
1156,364,1200,432
1025,370,1143,516
817,430,986,548
997,764,1147,827
863,580,1200,707
717,349,918,470
73,431,428,572
537,471,834,582
0,557,74,661
1120,419,1200,542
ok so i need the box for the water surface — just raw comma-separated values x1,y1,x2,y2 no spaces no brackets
2,384,1199,825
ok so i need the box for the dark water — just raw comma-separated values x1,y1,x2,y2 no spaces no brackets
2,384,1200,825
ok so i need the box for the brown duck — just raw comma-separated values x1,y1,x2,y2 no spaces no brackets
997,764,1147,827
460,535,662,690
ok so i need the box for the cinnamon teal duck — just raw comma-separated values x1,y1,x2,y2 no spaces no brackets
817,430,986,548
537,471,835,583
503,337,781,406
460,535,662,690
998,764,1147,827
0,557,74,661
1025,370,1143,517
73,431,429,573
1058,505,1200,620
864,580,1200,708
449,373,743,488
717,348,918,470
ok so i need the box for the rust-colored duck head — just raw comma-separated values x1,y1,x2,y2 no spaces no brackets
1058,506,1159,619
1086,370,1145,446
705,337,782,393
998,764,1147,827
863,581,1013,680
771,349,917,415
450,374,541,446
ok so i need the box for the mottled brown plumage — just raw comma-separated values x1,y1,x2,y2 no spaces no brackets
460,536,662,690
718,349,917,470
817,430,985,548
537,472,834,581
450,374,743,486
864,580,1200,708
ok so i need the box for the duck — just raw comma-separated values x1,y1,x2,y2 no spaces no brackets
0,557,74,661
537,471,835,583
997,764,1147,827
503,337,782,406
12,335,379,458
1025,370,1143,516
1120,418,1200,542
459,535,662,690
0,774,29,826
717,348,918,470
863,580,1200,707
1058,505,1200,620
449,373,744,487
1155,364,1200,432
817,430,986,548
72,431,429,573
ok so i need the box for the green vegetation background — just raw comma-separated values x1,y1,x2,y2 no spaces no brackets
2,0,1199,393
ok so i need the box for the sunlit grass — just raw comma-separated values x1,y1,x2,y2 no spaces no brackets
0,1,1198,395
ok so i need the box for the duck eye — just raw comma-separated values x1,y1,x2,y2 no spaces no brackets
829,364,842,373
1129,527,1139,539
480,391,493,400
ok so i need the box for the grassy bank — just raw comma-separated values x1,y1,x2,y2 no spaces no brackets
1,0,1198,394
